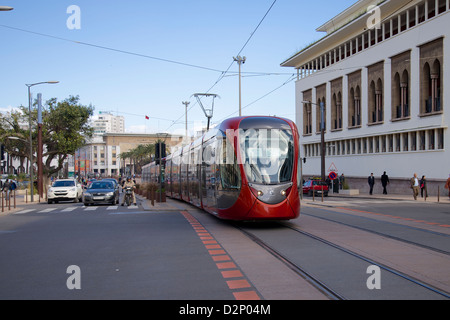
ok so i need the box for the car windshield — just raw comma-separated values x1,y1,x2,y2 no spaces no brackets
240,128,294,185
89,181,113,189
53,180,75,187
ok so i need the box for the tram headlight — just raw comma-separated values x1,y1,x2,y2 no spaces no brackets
281,186,292,197
250,186,263,198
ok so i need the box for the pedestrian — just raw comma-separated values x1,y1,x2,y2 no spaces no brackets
368,173,375,195
420,175,428,198
445,174,450,199
339,173,345,190
410,173,420,200
381,171,390,194
2,179,11,198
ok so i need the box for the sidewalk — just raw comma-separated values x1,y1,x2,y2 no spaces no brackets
306,190,450,204
0,192,42,214
137,194,183,211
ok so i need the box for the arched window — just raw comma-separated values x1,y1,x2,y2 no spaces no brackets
332,92,342,130
369,80,383,123
393,70,409,119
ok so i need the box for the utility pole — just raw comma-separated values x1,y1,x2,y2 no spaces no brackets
233,56,246,116
182,101,190,142
37,93,43,199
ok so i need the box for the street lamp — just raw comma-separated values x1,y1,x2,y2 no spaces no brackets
182,101,190,143
302,100,325,182
0,6,13,11
26,81,59,202
233,56,246,116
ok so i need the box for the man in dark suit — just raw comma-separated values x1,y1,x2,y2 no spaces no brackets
381,171,389,194
368,173,375,195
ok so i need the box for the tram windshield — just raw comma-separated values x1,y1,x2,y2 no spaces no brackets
240,128,294,185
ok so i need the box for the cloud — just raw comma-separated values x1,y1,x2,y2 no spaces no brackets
0,105,22,114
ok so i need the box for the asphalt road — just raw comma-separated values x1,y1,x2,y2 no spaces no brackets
1,195,449,302
0,201,234,300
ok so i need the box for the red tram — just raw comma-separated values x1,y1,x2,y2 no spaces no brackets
142,116,301,220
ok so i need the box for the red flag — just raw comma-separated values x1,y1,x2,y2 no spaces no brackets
145,115,149,120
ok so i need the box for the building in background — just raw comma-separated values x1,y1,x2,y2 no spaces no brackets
69,110,183,178
91,112,125,135
69,132,183,178
281,0,449,194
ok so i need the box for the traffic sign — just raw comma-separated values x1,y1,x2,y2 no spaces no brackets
329,172,337,180
328,162,338,172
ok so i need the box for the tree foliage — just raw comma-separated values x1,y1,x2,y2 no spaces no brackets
0,95,94,178
120,143,155,174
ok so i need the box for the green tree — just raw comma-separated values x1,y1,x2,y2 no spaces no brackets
119,143,155,175
0,95,94,184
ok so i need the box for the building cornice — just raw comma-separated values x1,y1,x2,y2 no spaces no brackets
281,0,413,68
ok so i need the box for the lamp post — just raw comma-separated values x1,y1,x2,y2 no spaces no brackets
233,56,246,116
26,81,59,202
182,101,190,143
0,6,13,11
302,100,325,182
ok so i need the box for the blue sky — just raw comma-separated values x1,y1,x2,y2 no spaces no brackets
0,0,356,136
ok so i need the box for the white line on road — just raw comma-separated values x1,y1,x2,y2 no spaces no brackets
38,208,57,213
13,209,35,214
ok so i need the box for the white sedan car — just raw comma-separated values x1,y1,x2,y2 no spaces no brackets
47,179,83,204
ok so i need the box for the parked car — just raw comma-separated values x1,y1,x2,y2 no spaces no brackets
302,179,329,196
47,179,83,204
83,180,119,206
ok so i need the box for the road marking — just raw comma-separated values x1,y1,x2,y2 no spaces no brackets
181,211,261,300
13,209,35,214
38,208,57,213
109,211,147,214
0,230,16,234
10,204,141,215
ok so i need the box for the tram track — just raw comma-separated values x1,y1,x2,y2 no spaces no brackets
233,221,450,300
234,223,345,300
301,211,450,256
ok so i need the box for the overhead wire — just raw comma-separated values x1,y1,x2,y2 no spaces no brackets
1,0,282,132
165,0,279,132
216,73,296,123
0,24,225,73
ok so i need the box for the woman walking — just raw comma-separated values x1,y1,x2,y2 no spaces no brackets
420,175,428,198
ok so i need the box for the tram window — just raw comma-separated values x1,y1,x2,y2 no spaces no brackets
219,138,241,189
240,128,294,184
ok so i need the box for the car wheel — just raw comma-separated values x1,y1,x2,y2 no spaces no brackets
308,190,313,196
74,195,79,203
48,199,53,204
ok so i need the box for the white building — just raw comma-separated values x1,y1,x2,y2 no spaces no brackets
91,112,125,135
281,0,449,194
70,112,124,177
